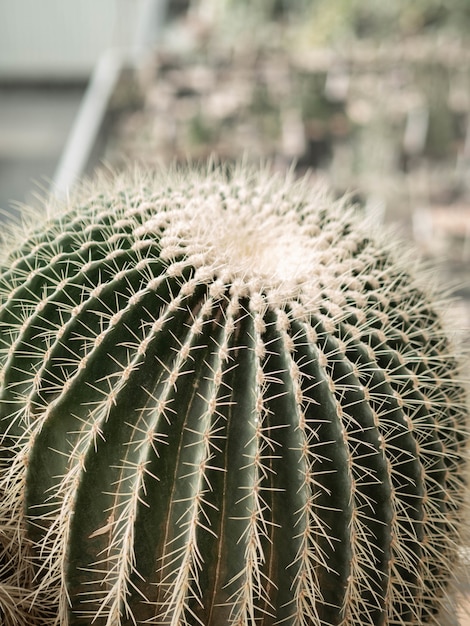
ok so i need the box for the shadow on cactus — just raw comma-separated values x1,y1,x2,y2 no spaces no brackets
0,164,468,625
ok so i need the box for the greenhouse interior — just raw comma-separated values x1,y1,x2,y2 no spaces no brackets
0,0,470,624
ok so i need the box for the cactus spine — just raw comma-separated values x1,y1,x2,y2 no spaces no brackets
0,165,467,625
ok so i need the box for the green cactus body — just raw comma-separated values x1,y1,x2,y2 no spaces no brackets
0,166,467,625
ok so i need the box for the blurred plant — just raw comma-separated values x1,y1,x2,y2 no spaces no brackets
289,0,470,48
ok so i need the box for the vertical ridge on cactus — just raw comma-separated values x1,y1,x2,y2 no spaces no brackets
0,164,467,625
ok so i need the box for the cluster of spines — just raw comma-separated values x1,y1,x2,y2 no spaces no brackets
0,171,467,626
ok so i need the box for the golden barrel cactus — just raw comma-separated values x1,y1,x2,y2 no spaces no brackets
0,166,468,625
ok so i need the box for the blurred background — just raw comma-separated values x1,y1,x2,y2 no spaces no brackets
0,0,168,211
0,0,469,342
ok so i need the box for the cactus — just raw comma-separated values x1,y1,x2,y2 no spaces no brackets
0,165,467,626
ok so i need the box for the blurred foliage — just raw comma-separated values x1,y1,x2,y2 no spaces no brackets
188,0,470,49
292,0,470,47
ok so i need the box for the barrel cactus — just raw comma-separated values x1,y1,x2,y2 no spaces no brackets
0,165,467,626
